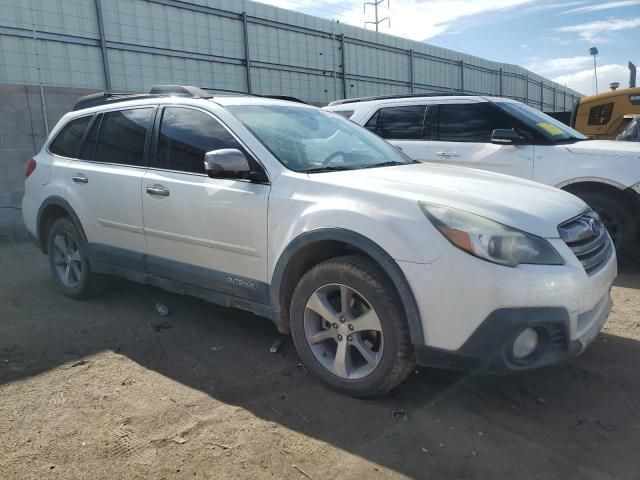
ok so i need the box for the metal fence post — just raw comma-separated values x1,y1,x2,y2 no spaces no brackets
459,60,464,92
242,12,252,94
340,34,347,99
499,68,503,96
525,73,529,105
94,0,111,90
540,82,544,110
552,87,556,111
409,49,414,93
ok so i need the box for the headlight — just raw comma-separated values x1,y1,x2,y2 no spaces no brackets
419,201,564,267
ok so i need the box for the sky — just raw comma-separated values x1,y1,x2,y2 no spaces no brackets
255,0,640,95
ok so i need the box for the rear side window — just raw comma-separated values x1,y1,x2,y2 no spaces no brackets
587,103,613,126
95,108,152,166
49,116,92,157
437,103,513,143
155,107,243,174
364,105,427,140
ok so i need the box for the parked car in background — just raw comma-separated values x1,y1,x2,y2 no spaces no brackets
617,115,640,142
326,94,640,258
23,86,616,397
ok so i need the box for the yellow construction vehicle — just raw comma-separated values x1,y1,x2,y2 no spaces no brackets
570,62,640,139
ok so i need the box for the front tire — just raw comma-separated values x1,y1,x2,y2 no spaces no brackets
578,191,637,259
290,255,415,398
47,217,108,299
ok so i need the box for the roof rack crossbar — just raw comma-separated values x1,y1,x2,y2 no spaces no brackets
329,92,473,106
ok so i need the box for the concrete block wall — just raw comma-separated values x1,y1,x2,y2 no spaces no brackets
0,83,97,235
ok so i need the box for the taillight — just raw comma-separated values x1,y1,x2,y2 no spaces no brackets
24,158,36,177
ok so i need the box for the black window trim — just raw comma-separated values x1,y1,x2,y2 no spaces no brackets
363,104,431,141
52,105,158,170
149,104,270,184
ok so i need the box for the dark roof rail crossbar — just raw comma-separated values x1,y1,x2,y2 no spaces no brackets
328,92,473,106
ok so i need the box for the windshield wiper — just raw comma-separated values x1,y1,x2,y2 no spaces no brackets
304,166,355,173
361,161,409,169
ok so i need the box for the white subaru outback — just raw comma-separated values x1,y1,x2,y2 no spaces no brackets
325,95,640,258
22,86,616,397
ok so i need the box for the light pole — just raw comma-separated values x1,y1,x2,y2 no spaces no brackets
590,46,599,94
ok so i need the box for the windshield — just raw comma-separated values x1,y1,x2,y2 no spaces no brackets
497,101,588,143
618,117,639,141
227,104,415,172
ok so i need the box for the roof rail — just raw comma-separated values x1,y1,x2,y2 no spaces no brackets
328,92,473,106
73,85,213,111
73,84,308,111
73,92,157,111
148,85,213,97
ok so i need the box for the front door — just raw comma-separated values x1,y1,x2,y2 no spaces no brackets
141,105,270,304
428,101,534,179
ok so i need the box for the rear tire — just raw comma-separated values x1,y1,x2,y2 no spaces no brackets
290,255,415,398
47,217,108,299
578,191,637,259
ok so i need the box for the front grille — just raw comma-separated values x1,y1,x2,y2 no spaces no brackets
558,210,613,275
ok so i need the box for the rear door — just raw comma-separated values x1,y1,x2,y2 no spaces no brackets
141,105,270,304
429,101,534,179
62,107,154,269
363,104,431,161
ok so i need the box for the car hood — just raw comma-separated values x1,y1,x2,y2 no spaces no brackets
313,163,587,238
564,139,640,158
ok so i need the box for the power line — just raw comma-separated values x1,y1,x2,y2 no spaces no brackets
364,0,390,32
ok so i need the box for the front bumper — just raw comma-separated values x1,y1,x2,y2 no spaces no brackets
400,236,616,372
415,291,612,373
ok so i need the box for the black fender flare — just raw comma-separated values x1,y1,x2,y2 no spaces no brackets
271,228,425,345
36,196,87,252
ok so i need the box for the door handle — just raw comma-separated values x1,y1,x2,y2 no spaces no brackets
72,174,88,184
435,151,460,158
146,184,170,197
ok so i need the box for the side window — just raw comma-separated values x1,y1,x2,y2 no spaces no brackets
49,116,92,158
437,103,513,143
364,110,380,133
376,105,427,140
95,108,152,166
156,107,244,174
587,103,613,126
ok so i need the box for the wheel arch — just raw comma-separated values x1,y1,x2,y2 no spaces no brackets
271,228,424,345
559,179,640,217
37,196,87,254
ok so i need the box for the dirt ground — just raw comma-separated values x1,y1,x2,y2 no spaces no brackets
1,240,639,480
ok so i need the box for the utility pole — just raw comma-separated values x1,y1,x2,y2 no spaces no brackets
364,0,390,32
589,46,599,94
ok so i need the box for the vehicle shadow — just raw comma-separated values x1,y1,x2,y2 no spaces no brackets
2,240,640,479
615,258,640,289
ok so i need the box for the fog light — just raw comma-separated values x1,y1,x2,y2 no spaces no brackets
513,328,539,359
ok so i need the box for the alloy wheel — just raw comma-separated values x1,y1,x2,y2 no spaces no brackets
51,231,83,288
303,283,383,380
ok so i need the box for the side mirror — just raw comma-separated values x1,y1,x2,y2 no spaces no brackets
491,129,526,145
204,149,251,179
